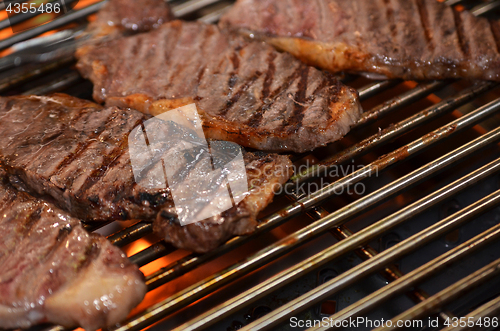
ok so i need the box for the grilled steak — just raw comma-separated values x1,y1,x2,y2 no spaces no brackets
76,20,362,153
0,94,292,252
220,0,500,81
0,173,146,330
154,151,292,252
87,0,173,37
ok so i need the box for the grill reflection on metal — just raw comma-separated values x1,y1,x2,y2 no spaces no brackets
1,0,500,331
122,97,500,331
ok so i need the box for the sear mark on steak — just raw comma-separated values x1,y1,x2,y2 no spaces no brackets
220,0,500,81
76,20,362,153
153,151,292,252
0,94,293,252
0,172,146,330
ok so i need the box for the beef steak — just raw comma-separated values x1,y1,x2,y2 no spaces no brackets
76,20,362,153
0,94,292,252
220,0,500,81
0,172,146,330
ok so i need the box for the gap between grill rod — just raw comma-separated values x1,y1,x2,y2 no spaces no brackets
440,294,500,331
313,219,500,330
356,80,448,127
374,255,500,331
102,78,455,268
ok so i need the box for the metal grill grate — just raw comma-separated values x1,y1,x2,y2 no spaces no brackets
2,1,500,331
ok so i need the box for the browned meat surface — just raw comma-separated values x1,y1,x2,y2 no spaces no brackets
87,0,173,37
76,20,362,153
0,174,146,330
154,151,292,252
220,0,500,81
0,94,292,252
0,94,151,222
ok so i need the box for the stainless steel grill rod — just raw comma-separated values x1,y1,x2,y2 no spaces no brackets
374,256,500,331
114,99,500,331
129,241,175,267
174,0,225,17
445,0,463,5
356,80,401,100
471,0,500,16
356,80,448,128
176,157,500,331
310,221,500,330
243,188,500,331
440,295,500,331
